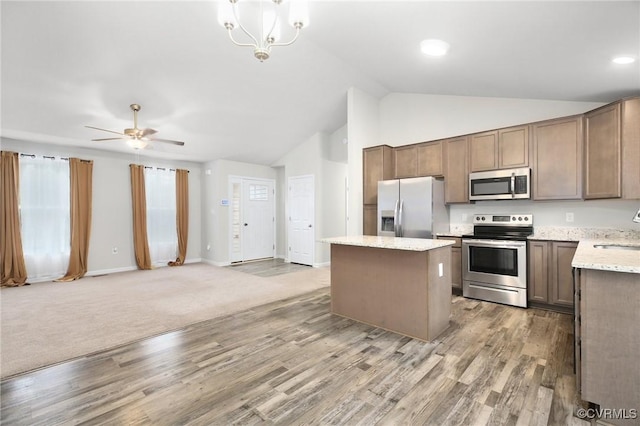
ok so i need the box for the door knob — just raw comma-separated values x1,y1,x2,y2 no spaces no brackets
244,223,248,226
308,224,312,228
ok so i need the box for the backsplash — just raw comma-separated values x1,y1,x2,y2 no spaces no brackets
449,199,640,230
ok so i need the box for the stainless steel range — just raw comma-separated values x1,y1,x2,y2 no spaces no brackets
461,214,533,308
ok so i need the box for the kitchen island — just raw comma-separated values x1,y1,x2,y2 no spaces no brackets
572,239,640,425
322,236,454,342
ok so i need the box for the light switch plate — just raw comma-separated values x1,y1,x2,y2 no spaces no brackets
438,263,444,277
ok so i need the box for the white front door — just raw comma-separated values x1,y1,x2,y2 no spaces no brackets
288,175,314,266
230,177,275,263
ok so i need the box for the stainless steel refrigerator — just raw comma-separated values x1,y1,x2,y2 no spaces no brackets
377,177,449,238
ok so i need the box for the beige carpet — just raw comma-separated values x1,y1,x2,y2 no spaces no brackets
0,263,330,379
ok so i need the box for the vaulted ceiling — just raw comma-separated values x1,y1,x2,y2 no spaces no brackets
2,1,639,164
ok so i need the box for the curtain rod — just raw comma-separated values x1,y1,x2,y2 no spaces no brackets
139,165,189,173
20,153,69,160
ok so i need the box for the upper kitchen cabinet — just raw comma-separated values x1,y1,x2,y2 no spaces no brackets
469,131,498,172
498,125,529,169
417,140,444,177
393,145,418,178
622,97,640,199
394,141,444,178
469,126,529,172
584,102,621,199
443,136,469,203
363,145,394,205
531,116,583,200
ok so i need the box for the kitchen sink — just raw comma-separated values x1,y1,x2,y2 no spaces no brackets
593,244,640,251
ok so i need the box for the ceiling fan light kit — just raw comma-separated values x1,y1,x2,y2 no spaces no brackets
86,104,185,149
218,0,309,62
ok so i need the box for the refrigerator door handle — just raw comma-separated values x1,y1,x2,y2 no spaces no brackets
398,200,404,237
393,200,400,235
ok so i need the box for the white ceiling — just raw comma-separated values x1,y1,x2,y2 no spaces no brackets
2,1,639,165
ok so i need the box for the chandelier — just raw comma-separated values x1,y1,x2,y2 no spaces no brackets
218,0,309,62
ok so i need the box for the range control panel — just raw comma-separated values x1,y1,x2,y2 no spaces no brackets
473,214,533,225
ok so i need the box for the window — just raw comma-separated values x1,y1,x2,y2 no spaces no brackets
19,156,70,280
249,184,269,201
144,167,177,265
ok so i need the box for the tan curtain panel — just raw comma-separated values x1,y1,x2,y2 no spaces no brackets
130,164,152,270
1,151,28,287
57,158,93,282
169,169,189,266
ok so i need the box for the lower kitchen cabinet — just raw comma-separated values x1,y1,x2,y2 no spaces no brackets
436,236,462,294
576,268,640,423
528,240,577,313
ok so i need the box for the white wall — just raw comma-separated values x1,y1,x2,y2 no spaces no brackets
347,87,380,236
275,166,287,259
378,93,605,147
321,159,348,262
201,159,276,265
328,124,348,163
272,130,348,266
1,138,202,275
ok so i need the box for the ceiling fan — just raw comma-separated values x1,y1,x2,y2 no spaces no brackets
86,104,185,149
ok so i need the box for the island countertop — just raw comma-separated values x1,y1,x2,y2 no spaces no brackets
321,235,454,251
571,239,640,274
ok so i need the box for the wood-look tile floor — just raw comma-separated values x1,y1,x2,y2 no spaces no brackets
0,289,590,425
229,258,311,277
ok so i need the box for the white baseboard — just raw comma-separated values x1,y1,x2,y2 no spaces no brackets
26,259,205,283
314,261,330,268
202,259,231,267
86,266,137,277
89,258,203,276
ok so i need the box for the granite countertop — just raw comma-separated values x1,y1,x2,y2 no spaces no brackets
528,226,640,242
571,239,640,274
321,236,454,252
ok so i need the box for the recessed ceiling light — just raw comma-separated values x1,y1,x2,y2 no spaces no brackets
612,56,636,65
420,39,450,57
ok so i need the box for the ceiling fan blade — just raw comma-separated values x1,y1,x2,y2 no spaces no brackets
140,128,157,137
92,137,125,141
85,125,125,136
150,138,185,146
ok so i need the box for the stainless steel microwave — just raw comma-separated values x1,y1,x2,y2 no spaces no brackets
469,167,530,201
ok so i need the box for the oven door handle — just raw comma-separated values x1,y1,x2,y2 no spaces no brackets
463,239,525,249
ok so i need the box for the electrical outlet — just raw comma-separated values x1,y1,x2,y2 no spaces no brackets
566,212,574,223
112,247,118,255
633,208,640,223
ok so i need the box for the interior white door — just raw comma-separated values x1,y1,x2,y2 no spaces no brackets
241,179,275,261
288,175,314,266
